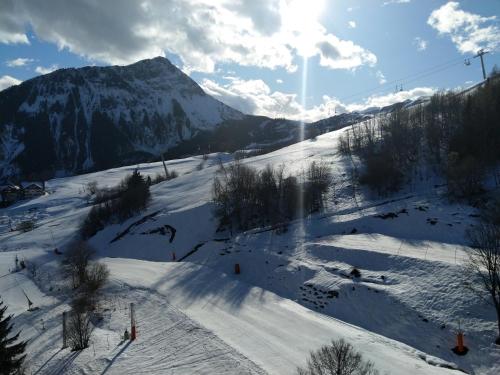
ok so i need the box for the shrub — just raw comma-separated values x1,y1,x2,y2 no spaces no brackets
152,169,178,185
359,150,403,195
16,220,35,233
62,241,95,289
86,181,98,195
67,310,92,351
303,161,331,214
92,186,122,205
338,132,351,155
446,152,484,199
85,262,110,295
297,339,379,375
350,268,361,278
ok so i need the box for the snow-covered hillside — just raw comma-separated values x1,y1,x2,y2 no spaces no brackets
1,123,498,374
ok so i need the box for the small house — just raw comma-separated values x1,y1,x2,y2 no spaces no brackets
22,182,45,199
0,184,22,203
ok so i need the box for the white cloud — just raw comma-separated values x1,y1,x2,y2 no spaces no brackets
35,64,58,75
276,79,283,84
0,75,22,91
201,76,434,122
0,0,376,73
316,34,377,70
428,2,500,54
0,1,30,44
202,77,304,119
6,57,34,67
376,71,387,84
413,37,428,51
348,21,356,29
348,87,435,111
383,0,410,6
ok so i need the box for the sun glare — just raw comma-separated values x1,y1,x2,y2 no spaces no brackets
283,0,325,57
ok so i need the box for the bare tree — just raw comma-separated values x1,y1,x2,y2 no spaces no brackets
304,161,332,214
297,339,379,375
62,241,95,289
27,261,38,278
467,222,500,344
86,262,110,295
67,310,92,350
16,220,35,233
86,181,98,195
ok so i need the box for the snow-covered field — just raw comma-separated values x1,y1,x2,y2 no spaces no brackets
1,125,499,374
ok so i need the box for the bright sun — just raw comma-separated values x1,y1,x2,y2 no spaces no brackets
282,0,326,57
286,0,325,24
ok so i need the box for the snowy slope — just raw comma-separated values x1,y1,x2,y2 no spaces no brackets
104,259,461,375
0,123,499,374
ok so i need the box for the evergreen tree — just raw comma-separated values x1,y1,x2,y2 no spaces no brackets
0,299,27,375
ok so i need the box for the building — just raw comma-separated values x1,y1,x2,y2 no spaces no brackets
21,182,45,199
0,184,22,204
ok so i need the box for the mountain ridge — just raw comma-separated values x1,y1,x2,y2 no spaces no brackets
0,56,245,180
0,56,411,182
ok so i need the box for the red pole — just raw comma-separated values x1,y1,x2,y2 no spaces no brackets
457,332,464,352
235,263,240,274
452,330,468,355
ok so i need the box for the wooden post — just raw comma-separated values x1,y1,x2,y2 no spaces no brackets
130,303,136,341
161,153,168,179
62,312,67,348
235,263,240,275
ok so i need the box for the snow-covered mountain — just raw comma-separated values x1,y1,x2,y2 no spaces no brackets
0,56,429,182
0,57,245,180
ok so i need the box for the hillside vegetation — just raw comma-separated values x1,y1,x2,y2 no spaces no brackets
339,70,500,199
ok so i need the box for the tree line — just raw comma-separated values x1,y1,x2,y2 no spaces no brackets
212,160,331,233
339,68,500,199
81,170,151,238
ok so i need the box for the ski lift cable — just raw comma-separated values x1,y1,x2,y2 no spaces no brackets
337,56,470,104
395,60,466,90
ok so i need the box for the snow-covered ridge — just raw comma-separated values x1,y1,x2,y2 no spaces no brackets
0,57,244,180
18,57,242,129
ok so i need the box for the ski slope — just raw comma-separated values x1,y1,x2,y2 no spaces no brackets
104,259,461,375
0,125,499,374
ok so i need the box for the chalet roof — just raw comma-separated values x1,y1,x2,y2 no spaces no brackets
0,183,21,191
22,182,44,190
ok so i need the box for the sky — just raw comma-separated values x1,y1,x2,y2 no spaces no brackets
0,0,499,122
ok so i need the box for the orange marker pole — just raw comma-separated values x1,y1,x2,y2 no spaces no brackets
457,332,464,352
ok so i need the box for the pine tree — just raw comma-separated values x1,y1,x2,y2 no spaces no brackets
0,299,27,375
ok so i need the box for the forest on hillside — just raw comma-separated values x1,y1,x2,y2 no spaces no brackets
339,68,500,200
